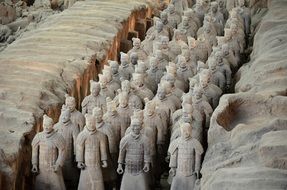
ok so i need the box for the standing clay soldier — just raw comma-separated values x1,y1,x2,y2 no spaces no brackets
159,36,172,62
128,37,148,61
215,51,232,90
208,59,226,90
170,0,188,16
169,123,203,190
199,71,222,109
103,97,123,148
102,65,121,95
176,55,194,84
108,60,121,84
54,107,79,189
147,57,164,86
76,114,108,190
178,16,196,38
192,85,213,129
196,36,212,63
64,94,85,131
167,4,181,28
155,49,169,70
117,118,151,190
117,91,132,137
119,52,134,81
99,74,116,99
81,80,106,114
221,43,238,72
31,114,66,190
132,73,154,101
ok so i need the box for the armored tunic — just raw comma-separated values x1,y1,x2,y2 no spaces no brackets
32,130,66,190
76,128,108,190
118,133,151,190
169,138,203,190
119,64,134,81
117,105,132,138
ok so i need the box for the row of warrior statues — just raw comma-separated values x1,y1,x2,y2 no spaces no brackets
31,0,250,189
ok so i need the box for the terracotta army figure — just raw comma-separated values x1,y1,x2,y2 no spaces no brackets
130,52,139,67
103,65,121,95
170,0,188,16
155,49,169,71
31,114,66,190
224,28,240,60
93,107,118,189
166,62,188,92
197,15,218,38
103,97,123,147
187,37,200,63
215,51,232,90
171,103,203,143
54,106,79,189
159,11,174,39
76,114,108,190
199,71,222,109
159,36,172,62
64,94,85,131
167,4,181,28
147,57,164,87
200,22,218,48
230,22,245,54
183,9,200,34
119,52,134,81
108,60,121,84
181,47,197,74
237,0,251,35
135,61,156,94
209,1,224,35
194,0,206,24
81,80,106,114
127,38,148,61
192,85,213,134
117,118,151,190
162,81,181,110
208,58,226,90
162,73,184,99
177,16,196,38
176,55,194,85
218,0,228,21
169,123,204,190
116,91,132,137
131,73,154,101
98,73,116,99
195,36,212,63
221,43,238,72
153,84,177,126
226,0,238,12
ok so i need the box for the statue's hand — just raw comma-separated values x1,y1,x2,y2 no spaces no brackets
143,163,150,173
117,164,124,174
53,164,61,173
31,164,38,173
165,155,170,163
169,168,176,177
102,160,108,168
77,162,86,170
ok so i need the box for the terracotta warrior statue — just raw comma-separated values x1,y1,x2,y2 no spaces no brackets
215,51,232,91
81,80,106,114
178,16,196,38
199,70,222,109
102,65,121,96
117,118,151,190
108,60,121,85
119,52,134,81
54,106,79,189
64,94,85,131
176,55,194,85
131,73,154,101
98,73,116,99
169,123,204,190
147,57,164,88
31,114,66,190
76,114,108,190
167,4,181,28
208,58,226,90
155,49,169,70
127,38,148,61
116,91,132,137
170,0,188,16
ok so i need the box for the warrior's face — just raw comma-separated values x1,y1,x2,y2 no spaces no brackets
60,110,71,123
86,116,96,131
91,85,100,96
66,100,76,112
43,122,53,134
131,123,141,135
157,88,166,100
94,111,103,123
